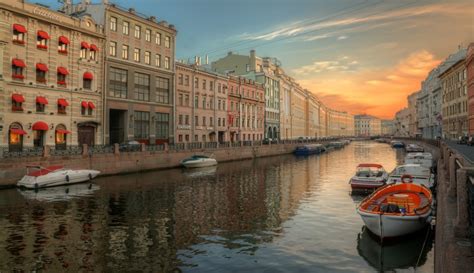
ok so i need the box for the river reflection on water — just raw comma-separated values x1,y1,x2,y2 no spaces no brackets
0,141,433,272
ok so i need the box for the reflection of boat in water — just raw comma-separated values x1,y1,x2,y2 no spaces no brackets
357,226,433,271
182,166,217,178
181,155,218,168
18,183,100,202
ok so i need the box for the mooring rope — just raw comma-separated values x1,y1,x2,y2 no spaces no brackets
415,224,431,271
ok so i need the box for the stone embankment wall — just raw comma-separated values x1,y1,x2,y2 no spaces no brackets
0,141,327,187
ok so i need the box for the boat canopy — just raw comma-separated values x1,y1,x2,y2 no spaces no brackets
28,165,64,177
390,164,431,177
357,163,383,168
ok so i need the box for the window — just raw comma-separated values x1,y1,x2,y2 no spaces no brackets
83,74,93,90
134,72,150,101
123,21,129,35
11,59,25,80
202,116,206,126
57,67,68,86
89,48,96,61
185,75,190,86
145,29,151,42
178,135,182,142
109,67,128,98
155,32,161,45
184,95,189,106
218,83,221,93
165,36,170,48
122,44,129,59
155,113,169,140
134,111,150,139
185,115,189,125
194,95,199,108
134,48,140,62
58,36,69,53
210,81,214,91
156,77,170,104
109,41,117,56
36,31,49,49
202,97,206,109
36,64,47,83
195,135,198,142
110,17,117,31
178,114,183,125
202,79,206,90
178,73,183,85
185,135,189,142
155,54,161,67
210,117,213,126
134,25,141,39
12,95,24,112
178,94,183,106
218,118,221,126
12,24,26,44
145,51,151,65
195,116,199,126
36,97,47,113
164,57,170,69
194,77,199,88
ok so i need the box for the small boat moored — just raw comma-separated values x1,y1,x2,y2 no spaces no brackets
349,163,388,191
387,164,435,188
390,141,405,148
294,144,326,155
17,165,100,189
405,144,424,153
181,155,218,168
357,181,432,238
404,152,434,169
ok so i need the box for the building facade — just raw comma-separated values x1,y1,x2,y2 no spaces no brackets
175,63,230,143
407,91,419,137
467,43,474,135
212,50,280,140
1,0,105,151
328,109,354,137
381,120,395,136
440,54,468,139
416,69,442,139
354,115,381,137
65,0,177,145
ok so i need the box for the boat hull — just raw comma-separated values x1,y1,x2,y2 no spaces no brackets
17,170,100,189
358,209,430,237
181,159,217,168
350,179,385,190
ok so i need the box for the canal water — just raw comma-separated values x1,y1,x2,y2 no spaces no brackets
0,141,434,272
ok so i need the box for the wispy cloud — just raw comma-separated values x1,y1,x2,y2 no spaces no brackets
235,3,471,42
292,56,359,75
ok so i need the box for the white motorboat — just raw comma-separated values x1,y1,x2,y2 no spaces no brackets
387,164,434,188
181,155,217,168
349,163,388,190
405,144,424,153
357,182,432,238
404,152,434,169
17,165,100,189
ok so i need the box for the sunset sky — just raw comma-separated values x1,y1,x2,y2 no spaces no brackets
45,0,474,119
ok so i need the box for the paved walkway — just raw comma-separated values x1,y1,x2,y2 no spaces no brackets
445,141,474,164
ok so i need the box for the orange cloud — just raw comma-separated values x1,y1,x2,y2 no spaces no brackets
296,50,441,119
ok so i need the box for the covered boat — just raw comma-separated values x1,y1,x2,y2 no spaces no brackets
17,165,100,189
390,141,405,148
349,163,388,190
404,152,434,169
357,181,432,238
387,164,434,188
294,144,326,155
181,155,217,168
405,144,424,153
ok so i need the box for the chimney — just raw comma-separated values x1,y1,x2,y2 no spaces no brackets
227,51,233,56
249,50,256,71
197,57,202,66
129,8,135,14
205,55,209,65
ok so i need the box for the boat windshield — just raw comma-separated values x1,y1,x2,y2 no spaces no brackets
356,167,384,177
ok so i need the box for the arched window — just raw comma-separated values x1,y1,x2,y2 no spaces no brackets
55,124,71,149
9,122,26,152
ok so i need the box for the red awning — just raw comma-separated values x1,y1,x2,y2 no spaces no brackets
58,36,69,44
32,121,48,131
83,72,93,80
36,63,48,72
12,94,25,103
81,101,89,108
36,96,48,105
57,67,69,75
57,98,69,107
88,102,96,109
56,129,71,134
10,128,27,135
13,24,27,33
37,30,50,40
81,41,90,49
12,58,26,67
90,44,99,51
